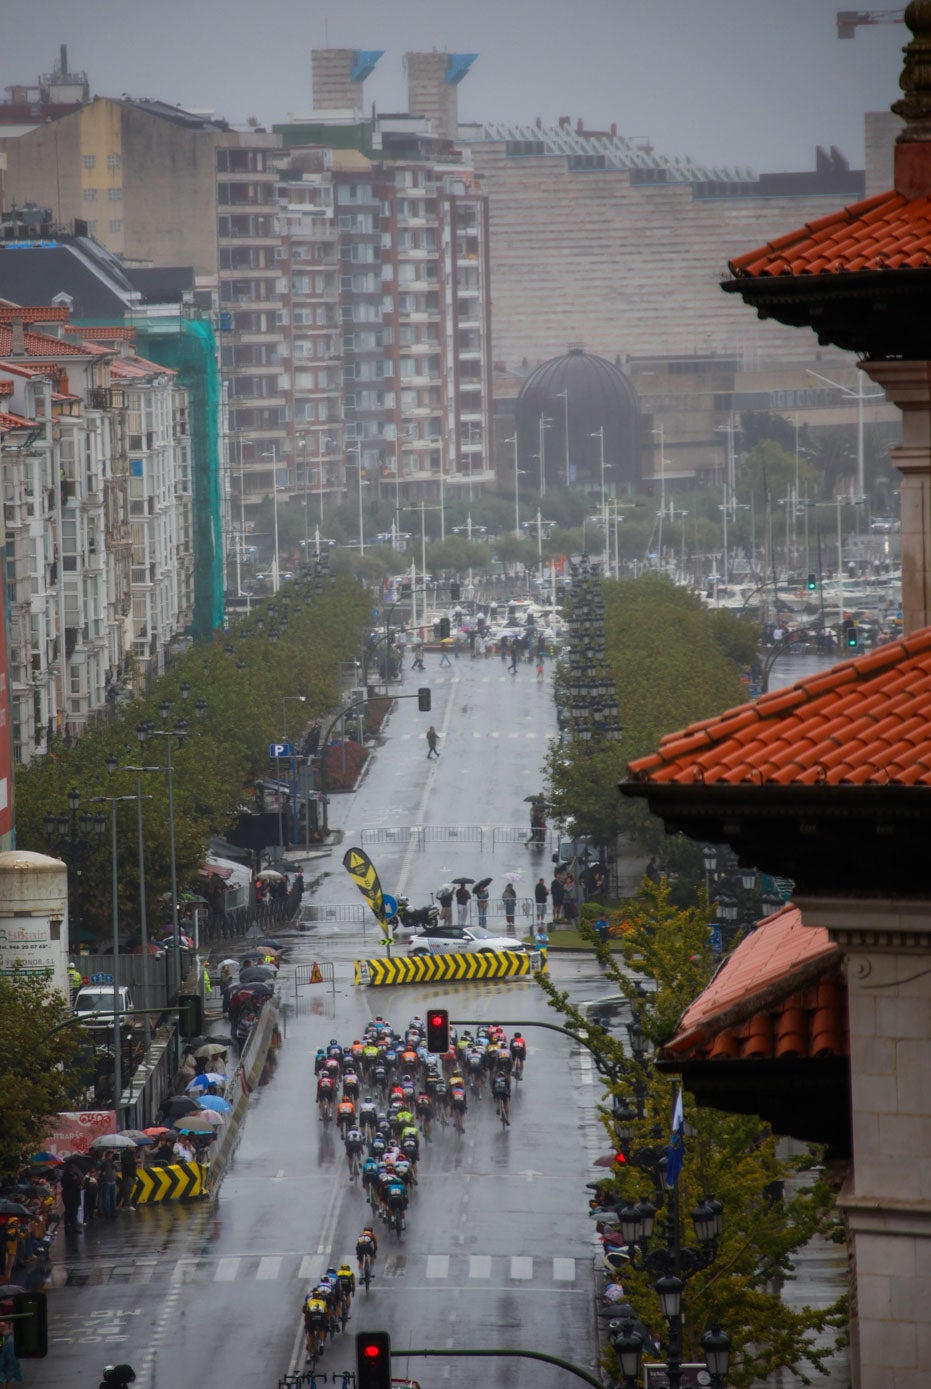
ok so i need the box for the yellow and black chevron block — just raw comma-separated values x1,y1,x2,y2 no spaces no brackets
132,1161,208,1204
355,949,547,987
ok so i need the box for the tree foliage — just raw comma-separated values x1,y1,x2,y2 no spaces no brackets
538,881,846,1387
14,579,371,940
0,972,82,1179
545,574,755,848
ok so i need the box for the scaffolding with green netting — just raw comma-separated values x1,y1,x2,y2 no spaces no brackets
132,315,225,640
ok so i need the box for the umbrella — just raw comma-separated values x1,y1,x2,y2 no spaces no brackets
120,1130,154,1146
197,1095,231,1113
186,1072,226,1091
129,942,165,957
193,1043,229,1059
205,1032,234,1046
240,965,275,983
217,959,239,972
0,1200,30,1217
173,1113,221,1133
593,1153,623,1168
2,1184,49,1200
251,938,283,950
142,1127,171,1137
474,877,493,892
451,876,475,886
162,1096,202,1118
256,869,284,882
89,1133,137,1150
59,1153,96,1172
160,933,195,948
28,1153,63,1168
504,871,524,883
0,1283,26,1300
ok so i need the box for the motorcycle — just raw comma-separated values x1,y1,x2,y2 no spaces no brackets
388,896,440,934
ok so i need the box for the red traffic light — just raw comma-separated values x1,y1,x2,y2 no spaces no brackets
357,1331,391,1389
426,1007,450,1053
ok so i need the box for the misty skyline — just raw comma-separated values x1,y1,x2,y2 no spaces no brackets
4,0,906,175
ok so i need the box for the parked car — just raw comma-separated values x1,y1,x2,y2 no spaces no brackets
407,926,526,956
72,984,137,1036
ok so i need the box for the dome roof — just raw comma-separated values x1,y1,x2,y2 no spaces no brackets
515,348,641,490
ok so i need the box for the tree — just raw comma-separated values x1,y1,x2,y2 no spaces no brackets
545,575,754,849
738,440,819,505
538,881,845,1388
0,972,82,1179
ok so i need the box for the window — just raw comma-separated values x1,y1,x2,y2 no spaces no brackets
107,153,121,169
109,219,123,233
83,155,96,170
108,187,122,202
83,188,97,202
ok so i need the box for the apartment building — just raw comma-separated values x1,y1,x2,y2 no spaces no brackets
0,308,193,762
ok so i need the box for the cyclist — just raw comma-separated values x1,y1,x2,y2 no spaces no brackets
449,1082,467,1132
359,1096,378,1137
344,1126,365,1178
384,1175,408,1230
493,1068,512,1126
356,1225,378,1268
316,1072,335,1121
336,1096,356,1138
510,1032,526,1079
342,1069,360,1102
337,1261,356,1312
313,1047,328,1075
326,1038,343,1062
415,1090,434,1139
303,1291,329,1356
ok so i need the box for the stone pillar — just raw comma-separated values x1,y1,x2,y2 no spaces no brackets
860,359,931,635
798,894,931,1389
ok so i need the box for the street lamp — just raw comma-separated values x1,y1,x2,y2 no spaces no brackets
43,788,107,953
280,694,307,847
89,788,138,1123
105,752,153,1050
806,368,884,501
612,1321,644,1389
702,1323,732,1388
537,413,553,497
260,446,281,593
590,427,609,575
347,442,365,555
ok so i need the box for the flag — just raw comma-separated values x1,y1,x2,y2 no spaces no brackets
665,1087,685,1188
342,845,386,925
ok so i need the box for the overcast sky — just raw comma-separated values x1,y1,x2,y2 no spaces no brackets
5,0,906,173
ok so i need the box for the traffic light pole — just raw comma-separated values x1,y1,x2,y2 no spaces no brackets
392,1346,603,1388
449,1017,622,1083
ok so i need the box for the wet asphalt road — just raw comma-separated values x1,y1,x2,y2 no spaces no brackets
35,651,613,1389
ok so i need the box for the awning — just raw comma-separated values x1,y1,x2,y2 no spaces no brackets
201,855,252,891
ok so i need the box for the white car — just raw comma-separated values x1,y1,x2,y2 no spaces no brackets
407,926,525,956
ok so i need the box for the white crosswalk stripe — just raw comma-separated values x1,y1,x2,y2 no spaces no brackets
78,1252,582,1288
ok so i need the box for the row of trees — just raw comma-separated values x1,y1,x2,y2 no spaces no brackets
540,883,846,1388
15,577,371,941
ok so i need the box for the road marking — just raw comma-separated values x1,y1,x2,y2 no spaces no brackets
257,1256,282,1280
510,1256,533,1280
553,1258,576,1281
214,1258,240,1282
469,1255,492,1278
298,1255,322,1281
426,1254,450,1278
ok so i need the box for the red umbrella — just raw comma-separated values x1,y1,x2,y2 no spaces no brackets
143,1127,171,1137
593,1153,623,1168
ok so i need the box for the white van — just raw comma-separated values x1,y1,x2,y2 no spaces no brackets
72,983,134,1023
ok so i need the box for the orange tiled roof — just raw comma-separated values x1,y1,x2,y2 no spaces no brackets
0,305,72,323
627,628,931,787
73,326,136,342
0,327,90,357
659,905,844,1063
0,411,38,430
727,190,931,279
110,355,176,380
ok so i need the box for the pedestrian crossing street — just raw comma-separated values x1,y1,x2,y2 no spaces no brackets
55,1251,586,1290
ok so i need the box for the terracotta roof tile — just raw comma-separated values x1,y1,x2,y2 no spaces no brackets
0,411,37,429
728,190,931,280
659,906,844,1063
626,629,931,787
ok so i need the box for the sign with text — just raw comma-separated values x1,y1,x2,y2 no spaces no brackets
45,1110,117,1157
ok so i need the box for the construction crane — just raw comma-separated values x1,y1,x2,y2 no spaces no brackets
837,9,905,38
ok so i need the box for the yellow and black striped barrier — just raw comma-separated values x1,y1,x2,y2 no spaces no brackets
132,1161,208,1204
354,949,546,987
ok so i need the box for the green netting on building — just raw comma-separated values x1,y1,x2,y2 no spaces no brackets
132,316,225,640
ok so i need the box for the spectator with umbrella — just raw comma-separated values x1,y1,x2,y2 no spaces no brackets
453,878,473,925
473,878,491,929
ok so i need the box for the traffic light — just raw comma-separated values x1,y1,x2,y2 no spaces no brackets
843,621,859,650
426,1008,450,1053
12,1291,48,1357
450,581,461,601
178,993,203,1038
807,573,817,591
356,1331,391,1389
439,616,451,640
417,687,431,712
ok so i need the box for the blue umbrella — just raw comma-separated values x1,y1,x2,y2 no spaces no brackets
197,1095,231,1113
186,1072,225,1092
